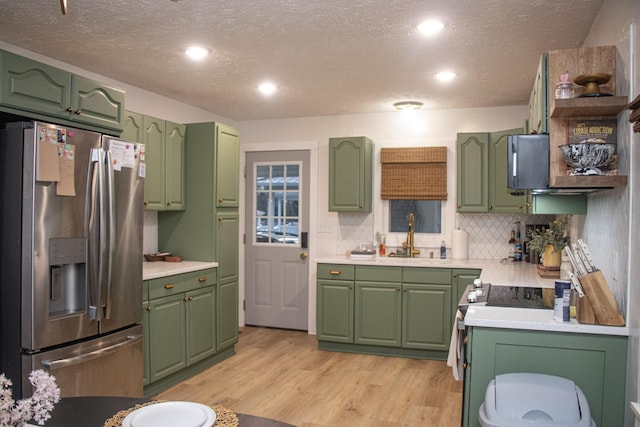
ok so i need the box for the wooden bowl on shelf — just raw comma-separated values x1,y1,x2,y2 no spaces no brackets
573,73,612,97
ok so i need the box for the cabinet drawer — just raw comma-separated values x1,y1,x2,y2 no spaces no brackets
403,267,451,285
356,265,402,282
186,268,217,291
318,264,355,281
149,274,190,299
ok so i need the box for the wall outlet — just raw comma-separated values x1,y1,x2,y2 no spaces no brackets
318,224,332,233
612,250,619,281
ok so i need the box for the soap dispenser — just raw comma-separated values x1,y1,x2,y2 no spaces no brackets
440,240,446,259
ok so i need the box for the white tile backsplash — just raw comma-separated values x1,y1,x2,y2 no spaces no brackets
143,210,158,255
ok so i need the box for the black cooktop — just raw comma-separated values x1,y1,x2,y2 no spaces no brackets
486,286,550,309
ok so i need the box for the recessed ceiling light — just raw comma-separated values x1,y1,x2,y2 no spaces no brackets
435,71,456,82
185,46,209,60
393,101,423,110
258,82,277,96
417,19,444,36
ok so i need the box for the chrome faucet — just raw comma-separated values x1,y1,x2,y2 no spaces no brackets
406,213,421,258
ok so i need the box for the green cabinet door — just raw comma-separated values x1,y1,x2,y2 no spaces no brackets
217,280,239,350
216,211,239,283
457,133,489,212
488,128,527,213
465,327,627,427
355,281,402,347
122,111,144,143
148,293,187,382
186,287,216,364
451,269,481,319
164,121,186,210
215,124,240,208
70,75,124,131
402,283,451,351
317,279,354,343
0,50,70,118
143,116,166,210
329,136,373,212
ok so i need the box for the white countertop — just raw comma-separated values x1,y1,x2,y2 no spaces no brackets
464,303,629,336
315,256,556,288
143,260,218,280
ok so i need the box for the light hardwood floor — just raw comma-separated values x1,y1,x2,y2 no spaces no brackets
155,327,463,426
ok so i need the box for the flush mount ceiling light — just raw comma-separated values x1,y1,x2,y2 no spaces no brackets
258,82,277,96
435,71,456,82
417,19,444,36
393,101,423,110
185,46,209,60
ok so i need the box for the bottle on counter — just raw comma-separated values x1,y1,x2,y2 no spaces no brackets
514,221,523,262
440,240,446,259
378,234,386,257
508,229,516,259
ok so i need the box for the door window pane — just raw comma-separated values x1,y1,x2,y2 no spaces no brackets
254,162,301,245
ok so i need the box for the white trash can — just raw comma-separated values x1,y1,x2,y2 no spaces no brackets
478,373,595,426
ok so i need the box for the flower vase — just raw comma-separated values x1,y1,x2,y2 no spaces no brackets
542,245,562,268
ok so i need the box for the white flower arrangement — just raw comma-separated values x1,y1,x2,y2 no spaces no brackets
0,370,61,426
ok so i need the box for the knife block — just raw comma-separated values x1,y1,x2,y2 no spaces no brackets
577,271,625,326
575,291,597,324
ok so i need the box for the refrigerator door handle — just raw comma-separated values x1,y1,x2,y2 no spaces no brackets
103,149,115,319
40,333,142,370
87,148,103,320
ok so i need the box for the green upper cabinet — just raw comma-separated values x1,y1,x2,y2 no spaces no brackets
122,111,144,143
528,53,549,135
457,133,489,212
141,115,185,211
215,124,240,208
457,129,527,213
488,128,527,213
0,49,124,133
329,136,373,212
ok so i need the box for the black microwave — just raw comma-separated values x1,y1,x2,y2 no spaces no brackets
507,133,549,191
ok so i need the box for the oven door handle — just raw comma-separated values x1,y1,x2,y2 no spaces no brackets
41,334,141,370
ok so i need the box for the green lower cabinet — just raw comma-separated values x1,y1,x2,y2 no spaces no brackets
142,298,150,386
452,269,481,319
355,281,402,347
317,264,465,359
148,293,187,382
217,280,239,350
186,287,216,364
402,283,451,351
464,327,628,427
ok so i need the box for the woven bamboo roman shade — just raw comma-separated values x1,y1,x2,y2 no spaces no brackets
380,147,447,200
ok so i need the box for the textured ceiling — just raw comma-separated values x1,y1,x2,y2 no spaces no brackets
0,0,604,121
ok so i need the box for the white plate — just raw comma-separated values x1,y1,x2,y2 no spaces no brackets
122,401,216,427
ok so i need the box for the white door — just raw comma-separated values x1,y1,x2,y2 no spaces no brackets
245,150,310,330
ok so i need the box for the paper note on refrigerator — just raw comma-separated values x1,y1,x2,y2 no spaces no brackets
36,126,61,182
56,143,75,196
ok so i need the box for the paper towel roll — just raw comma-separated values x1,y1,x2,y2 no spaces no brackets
451,229,468,260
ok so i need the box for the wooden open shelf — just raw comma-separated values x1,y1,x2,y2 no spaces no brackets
550,174,628,188
551,96,628,118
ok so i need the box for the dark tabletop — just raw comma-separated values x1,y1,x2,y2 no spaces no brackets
40,396,295,427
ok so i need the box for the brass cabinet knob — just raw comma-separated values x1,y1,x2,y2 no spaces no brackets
300,252,308,260
198,276,207,283
489,205,493,210
164,284,175,289
74,110,81,115
66,107,73,112
348,285,353,289
396,287,401,292
143,201,148,206
329,270,341,275
218,198,224,203
166,201,172,206
146,306,152,312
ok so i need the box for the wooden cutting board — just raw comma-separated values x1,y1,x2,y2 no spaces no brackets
578,271,625,326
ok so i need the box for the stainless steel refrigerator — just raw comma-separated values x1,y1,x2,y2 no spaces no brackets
0,121,144,398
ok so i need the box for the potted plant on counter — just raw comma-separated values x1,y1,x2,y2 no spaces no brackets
528,216,570,268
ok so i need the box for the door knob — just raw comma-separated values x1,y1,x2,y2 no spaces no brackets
300,252,308,260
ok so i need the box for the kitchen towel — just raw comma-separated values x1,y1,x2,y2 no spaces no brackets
451,229,468,260
446,309,464,381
